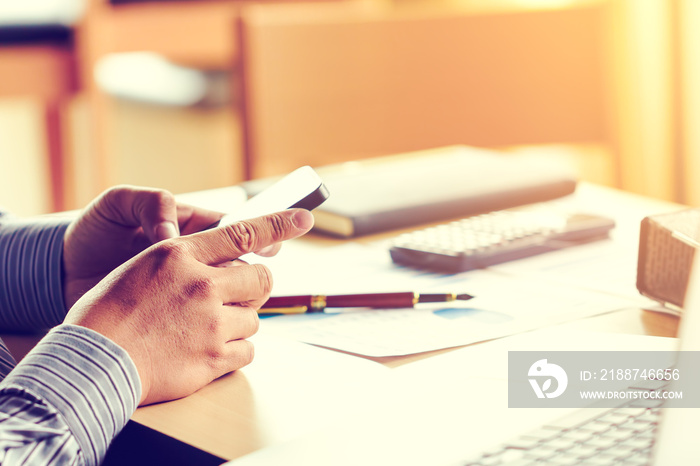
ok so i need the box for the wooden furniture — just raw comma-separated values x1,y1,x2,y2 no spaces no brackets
130,180,683,462
0,31,77,213
74,0,691,207
237,2,617,179
73,0,346,208
73,0,248,207
75,1,619,200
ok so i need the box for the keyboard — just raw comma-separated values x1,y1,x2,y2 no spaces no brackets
389,210,615,274
460,382,670,466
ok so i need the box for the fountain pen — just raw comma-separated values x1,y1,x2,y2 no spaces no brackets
260,291,474,313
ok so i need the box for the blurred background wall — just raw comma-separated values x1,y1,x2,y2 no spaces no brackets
0,0,694,216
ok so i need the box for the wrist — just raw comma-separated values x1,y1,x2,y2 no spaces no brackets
65,299,152,405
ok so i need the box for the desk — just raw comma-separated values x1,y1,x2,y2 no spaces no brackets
129,182,684,463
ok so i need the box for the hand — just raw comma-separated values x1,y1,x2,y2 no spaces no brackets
63,186,223,310
64,209,314,405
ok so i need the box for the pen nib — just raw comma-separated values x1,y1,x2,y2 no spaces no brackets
456,293,474,301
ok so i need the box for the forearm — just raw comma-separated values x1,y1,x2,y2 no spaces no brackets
0,325,141,465
0,217,71,330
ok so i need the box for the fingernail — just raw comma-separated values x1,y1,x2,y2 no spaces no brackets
292,210,314,230
257,245,275,255
155,221,178,241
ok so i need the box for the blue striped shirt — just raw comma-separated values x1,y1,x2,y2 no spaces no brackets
0,210,141,465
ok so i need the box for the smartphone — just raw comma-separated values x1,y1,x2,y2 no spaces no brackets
218,166,329,227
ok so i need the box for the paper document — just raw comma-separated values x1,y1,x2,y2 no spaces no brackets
490,238,651,303
252,242,641,357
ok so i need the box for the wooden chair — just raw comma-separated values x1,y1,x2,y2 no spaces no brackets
237,2,617,180
74,0,348,207
0,26,77,213
73,0,247,207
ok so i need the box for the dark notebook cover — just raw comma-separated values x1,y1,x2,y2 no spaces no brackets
243,146,578,238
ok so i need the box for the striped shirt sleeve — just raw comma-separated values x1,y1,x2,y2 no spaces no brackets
0,325,141,465
0,215,71,331
0,211,143,464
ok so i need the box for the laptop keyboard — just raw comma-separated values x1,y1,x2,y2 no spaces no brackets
462,394,665,465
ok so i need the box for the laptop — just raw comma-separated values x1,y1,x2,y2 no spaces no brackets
460,259,700,466
646,255,700,465
228,263,700,466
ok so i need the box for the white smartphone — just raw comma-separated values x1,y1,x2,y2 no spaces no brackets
218,166,329,227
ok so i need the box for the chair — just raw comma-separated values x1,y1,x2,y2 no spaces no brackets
0,23,77,213
75,0,350,209
237,2,617,180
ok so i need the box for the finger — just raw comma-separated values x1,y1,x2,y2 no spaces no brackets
223,306,260,341
217,263,273,304
183,209,314,265
176,203,224,236
101,186,180,242
204,339,256,383
221,339,256,373
255,243,282,257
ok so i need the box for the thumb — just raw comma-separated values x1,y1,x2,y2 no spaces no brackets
133,189,180,242
102,186,180,242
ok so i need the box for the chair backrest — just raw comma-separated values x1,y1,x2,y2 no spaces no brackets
238,2,614,179
0,37,76,213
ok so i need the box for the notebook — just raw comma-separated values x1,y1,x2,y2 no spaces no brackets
240,146,577,238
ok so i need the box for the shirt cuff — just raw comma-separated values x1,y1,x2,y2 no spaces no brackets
0,324,142,465
0,217,71,330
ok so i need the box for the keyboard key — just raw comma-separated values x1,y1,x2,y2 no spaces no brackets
578,421,612,434
600,427,634,441
540,454,581,465
632,412,659,425
621,437,653,452
620,452,653,465
628,398,664,409
577,455,620,466
636,428,657,440
560,429,597,442
537,437,577,451
543,408,610,431
597,412,636,425
562,444,598,459
606,443,639,457
613,418,644,432
523,447,556,462
581,436,618,450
